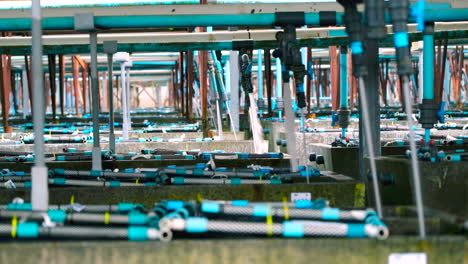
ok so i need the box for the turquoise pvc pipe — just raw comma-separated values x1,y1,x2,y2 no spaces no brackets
422,9,468,23
0,13,322,31
0,0,336,9
0,7,466,31
0,1,200,9
257,49,263,99
423,28,435,143
339,51,348,108
423,36,434,101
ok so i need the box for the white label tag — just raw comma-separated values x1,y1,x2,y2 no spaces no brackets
388,253,427,264
290,192,311,202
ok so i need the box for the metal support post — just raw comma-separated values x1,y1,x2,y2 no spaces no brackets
187,51,194,119
257,49,263,106
199,49,208,137
264,49,273,115
74,13,102,171
103,41,117,154
125,62,132,133
229,50,239,132
72,57,80,115
31,0,48,211
21,68,30,118
90,32,102,171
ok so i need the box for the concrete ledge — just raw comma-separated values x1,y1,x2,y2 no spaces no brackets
0,237,464,264
0,140,255,154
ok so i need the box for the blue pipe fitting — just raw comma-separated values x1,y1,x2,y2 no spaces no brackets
7,203,32,211
232,200,249,207
322,208,340,220
129,213,148,225
201,202,221,214
48,209,66,223
17,222,39,238
185,217,208,233
166,201,185,211
282,222,304,237
118,202,136,212
128,226,148,241
346,224,367,238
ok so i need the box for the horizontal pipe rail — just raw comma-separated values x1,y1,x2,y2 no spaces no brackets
0,7,466,31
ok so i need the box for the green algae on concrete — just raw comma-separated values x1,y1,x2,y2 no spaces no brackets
0,237,464,264
0,183,361,209
377,156,468,218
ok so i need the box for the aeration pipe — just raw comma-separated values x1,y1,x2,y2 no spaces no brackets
0,223,170,241
0,210,156,226
420,22,438,144
170,177,282,185
199,202,376,222
50,168,159,179
167,217,388,239
338,46,350,138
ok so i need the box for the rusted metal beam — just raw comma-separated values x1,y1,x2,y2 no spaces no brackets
439,38,448,105
72,56,80,115
82,65,88,113
330,46,340,112
73,55,87,69
0,54,12,132
58,55,65,116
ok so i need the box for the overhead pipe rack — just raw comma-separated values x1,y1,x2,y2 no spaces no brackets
0,3,467,32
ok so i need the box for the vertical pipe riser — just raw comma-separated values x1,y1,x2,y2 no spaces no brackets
31,0,48,211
